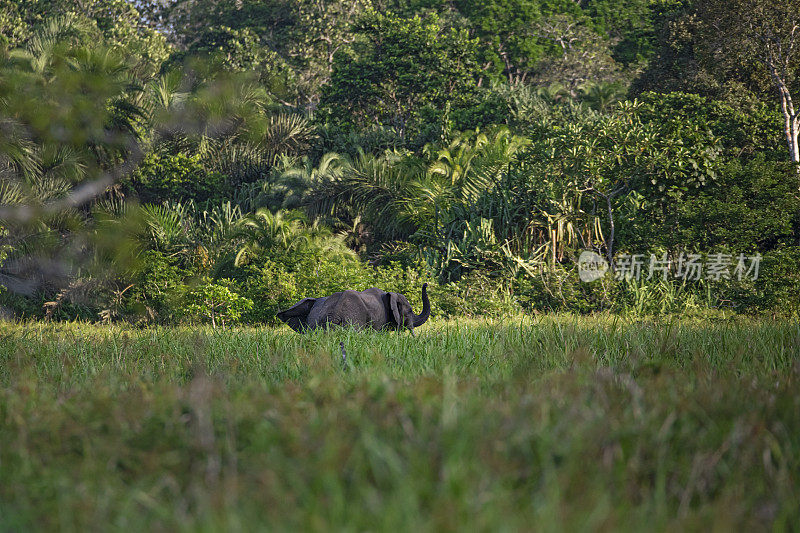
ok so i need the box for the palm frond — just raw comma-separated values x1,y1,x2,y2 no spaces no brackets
141,201,196,252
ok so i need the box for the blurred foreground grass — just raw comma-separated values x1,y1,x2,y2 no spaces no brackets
1,316,799,530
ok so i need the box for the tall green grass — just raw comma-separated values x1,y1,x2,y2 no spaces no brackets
1,316,799,530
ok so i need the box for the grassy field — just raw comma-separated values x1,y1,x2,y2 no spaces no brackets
1,316,799,531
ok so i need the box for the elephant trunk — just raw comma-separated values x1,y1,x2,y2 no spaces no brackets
412,283,430,328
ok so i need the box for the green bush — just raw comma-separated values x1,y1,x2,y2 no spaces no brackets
620,156,800,253
238,260,300,323
183,277,254,327
124,250,189,324
752,247,800,316
514,267,620,314
127,151,230,205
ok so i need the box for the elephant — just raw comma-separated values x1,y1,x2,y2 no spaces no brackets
277,283,430,334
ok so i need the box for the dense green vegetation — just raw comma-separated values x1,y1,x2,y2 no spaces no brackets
1,318,799,529
3,3,800,530
1,0,799,322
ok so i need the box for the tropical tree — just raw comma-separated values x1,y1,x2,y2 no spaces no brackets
146,0,372,106
452,0,548,85
297,127,533,278
318,10,484,145
521,100,723,267
697,0,800,172
1,0,169,77
533,15,622,97
303,150,427,243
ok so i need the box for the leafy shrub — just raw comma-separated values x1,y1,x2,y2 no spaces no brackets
751,247,800,316
238,260,300,323
621,156,800,253
127,152,230,205
637,92,783,161
183,278,254,327
291,254,376,296
515,267,620,314
124,250,189,324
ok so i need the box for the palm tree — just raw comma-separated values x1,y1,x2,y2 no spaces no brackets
231,151,347,214
145,70,189,115
0,15,150,296
579,82,624,113
8,14,92,77
140,201,198,258
303,150,427,242
291,127,537,278
234,208,352,266
427,127,529,202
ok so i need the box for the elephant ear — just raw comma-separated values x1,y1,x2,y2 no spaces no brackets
388,292,403,327
277,298,316,332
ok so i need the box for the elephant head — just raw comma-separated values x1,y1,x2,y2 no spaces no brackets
277,283,430,333
387,283,430,331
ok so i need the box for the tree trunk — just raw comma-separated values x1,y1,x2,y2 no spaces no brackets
772,70,800,176
779,87,800,163
605,194,616,272
792,120,799,169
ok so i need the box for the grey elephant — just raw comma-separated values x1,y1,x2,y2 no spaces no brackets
277,283,430,334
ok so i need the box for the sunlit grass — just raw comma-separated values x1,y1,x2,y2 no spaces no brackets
1,316,799,530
